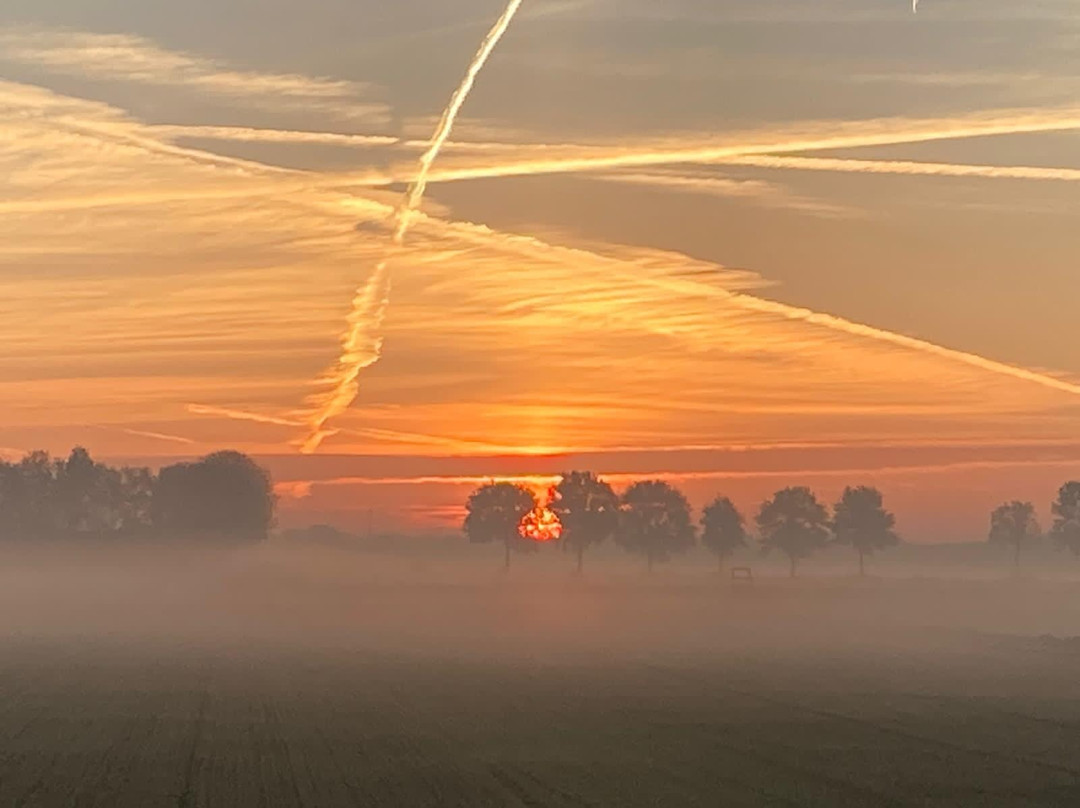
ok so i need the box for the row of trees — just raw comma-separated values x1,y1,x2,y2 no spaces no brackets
0,448,276,541
463,473,900,576
989,483,1080,571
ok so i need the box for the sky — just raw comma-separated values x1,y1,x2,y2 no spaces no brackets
1,0,1079,540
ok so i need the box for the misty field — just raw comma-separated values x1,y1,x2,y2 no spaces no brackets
2,545,1080,807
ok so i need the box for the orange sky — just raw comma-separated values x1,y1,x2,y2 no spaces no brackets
1,2,1079,540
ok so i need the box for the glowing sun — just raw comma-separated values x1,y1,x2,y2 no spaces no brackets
519,507,563,542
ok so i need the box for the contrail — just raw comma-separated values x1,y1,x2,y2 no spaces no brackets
712,154,1080,183
141,108,1080,191
151,124,400,148
301,0,526,453
391,0,525,244
186,403,304,427
714,290,1080,398
416,215,1080,401
339,109,1080,187
153,122,545,152
189,402,524,453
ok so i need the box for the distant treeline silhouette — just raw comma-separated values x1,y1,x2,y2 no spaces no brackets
0,448,275,541
465,473,1080,576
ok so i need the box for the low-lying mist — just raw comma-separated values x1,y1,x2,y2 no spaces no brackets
3,535,1079,664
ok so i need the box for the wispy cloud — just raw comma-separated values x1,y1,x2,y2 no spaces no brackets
93,425,196,445
597,171,859,218
0,26,388,123
2,74,1077,466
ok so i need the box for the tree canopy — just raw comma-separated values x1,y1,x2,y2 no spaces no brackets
463,482,538,570
756,487,830,577
153,451,276,541
700,496,748,572
1050,482,1080,556
989,500,1041,572
0,448,274,542
617,480,695,571
831,486,899,576
549,471,619,573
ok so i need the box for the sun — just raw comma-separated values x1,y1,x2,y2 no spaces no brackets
519,507,563,542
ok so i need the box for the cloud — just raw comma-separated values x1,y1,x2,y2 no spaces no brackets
343,106,1080,186
596,171,859,218
2,76,1077,464
0,26,388,123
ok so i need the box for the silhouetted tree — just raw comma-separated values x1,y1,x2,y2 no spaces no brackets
154,451,275,541
114,466,156,536
12,451,57,539
617,480,695,572
989,501,1040,574
463,482,537,570
757,487,830,577
53,447,122,537
0,460,21,541
831,486,899,576
1050,482,1080,556
549,471,619,573
700,496,747,574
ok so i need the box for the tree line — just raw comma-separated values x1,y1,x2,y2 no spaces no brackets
464,473,898,575
989,483,1080,572
465,473,1080,576
0,448,276,541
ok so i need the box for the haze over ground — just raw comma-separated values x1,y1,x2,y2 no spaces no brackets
3,537,1080,805
1,0,1079,539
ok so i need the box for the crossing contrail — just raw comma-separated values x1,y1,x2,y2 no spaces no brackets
300,0,526,454
669,155,1080,183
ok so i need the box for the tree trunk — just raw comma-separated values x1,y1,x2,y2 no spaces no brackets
858,549,865,577
717,553,725,577
504,541,511,572
647,553,654,574
1014,540,1021,576
577,545,584,575
789,555,797,578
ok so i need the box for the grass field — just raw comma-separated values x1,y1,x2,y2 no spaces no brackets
2,545,1080,806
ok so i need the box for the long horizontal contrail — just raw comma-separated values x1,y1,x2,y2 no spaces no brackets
141,107,1080,190
714,154,1080,182
12,145,1080,219
151,123,522,152
53,103,1080,409
339,108,1080,187
151,124,400,147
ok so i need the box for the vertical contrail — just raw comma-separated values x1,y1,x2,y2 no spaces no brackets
301,0,526,453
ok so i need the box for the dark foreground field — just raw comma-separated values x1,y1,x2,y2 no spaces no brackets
2,544,1080,806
